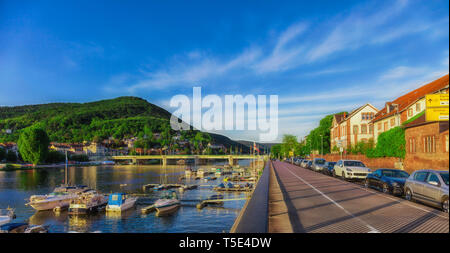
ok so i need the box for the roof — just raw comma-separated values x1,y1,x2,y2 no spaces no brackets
372,74,449,123
333,113,346,124
347,103,378,118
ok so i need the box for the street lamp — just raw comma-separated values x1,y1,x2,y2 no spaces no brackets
320,134,323,157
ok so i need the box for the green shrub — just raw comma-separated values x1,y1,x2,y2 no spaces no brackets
367,127,405,158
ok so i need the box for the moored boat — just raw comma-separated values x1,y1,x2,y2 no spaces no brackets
68,190,108,215
154,191,180,216
27,185,91,211
106,193,137,212
0,208,15,226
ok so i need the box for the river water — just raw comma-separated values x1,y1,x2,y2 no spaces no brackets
0,161,251,233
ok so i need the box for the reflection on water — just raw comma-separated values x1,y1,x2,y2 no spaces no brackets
0,162,252,233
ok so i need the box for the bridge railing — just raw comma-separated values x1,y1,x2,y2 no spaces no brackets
229,160,271,233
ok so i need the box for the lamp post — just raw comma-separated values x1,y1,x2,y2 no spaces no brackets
320,134,323,158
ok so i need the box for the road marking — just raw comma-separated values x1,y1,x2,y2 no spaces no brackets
281,164,380,233
288,163,449,220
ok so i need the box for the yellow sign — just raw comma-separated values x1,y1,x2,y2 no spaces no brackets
289,151,294,157
426,94,449,107
426,107,449,121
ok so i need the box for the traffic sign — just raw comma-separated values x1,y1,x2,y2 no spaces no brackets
425,94,449,122
426,94,449,107
426,107,449,121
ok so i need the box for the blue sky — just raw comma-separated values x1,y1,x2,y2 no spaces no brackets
0,0,449,142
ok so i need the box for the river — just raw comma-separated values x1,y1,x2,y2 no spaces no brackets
0,161,252,233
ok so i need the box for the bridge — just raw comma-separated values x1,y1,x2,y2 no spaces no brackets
110,154,268,166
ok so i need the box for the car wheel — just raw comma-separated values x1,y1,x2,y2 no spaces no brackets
332,170,336,178
442,197,449,213
364,179,369,188
342,171,346,180
405,188,413,201
382,183,390,194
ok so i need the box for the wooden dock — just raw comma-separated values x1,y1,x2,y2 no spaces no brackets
213,186,253,192
196,198,249,209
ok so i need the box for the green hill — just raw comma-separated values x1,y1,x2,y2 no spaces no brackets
0,96,248,152
0,97,173,143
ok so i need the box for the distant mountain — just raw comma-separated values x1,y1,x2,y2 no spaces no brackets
0,96,247,151
235,140,280,153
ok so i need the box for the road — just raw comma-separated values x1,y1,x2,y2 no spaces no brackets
271,161,449,233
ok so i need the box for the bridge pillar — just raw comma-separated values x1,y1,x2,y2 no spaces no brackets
194,156,199,166
162,157,167,166
132,158,137,165
228,155,234,166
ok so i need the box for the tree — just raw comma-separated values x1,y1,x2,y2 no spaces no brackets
17,127,50,165
0,147,5,161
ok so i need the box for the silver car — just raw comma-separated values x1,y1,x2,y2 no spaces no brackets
404,170,449,213
312,158,326,172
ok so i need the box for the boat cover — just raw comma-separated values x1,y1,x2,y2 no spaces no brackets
108,193,125,206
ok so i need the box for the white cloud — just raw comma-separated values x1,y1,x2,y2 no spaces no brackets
307,0,412,61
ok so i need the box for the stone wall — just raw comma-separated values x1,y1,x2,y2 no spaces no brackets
403,122,449,173
317,154,400,170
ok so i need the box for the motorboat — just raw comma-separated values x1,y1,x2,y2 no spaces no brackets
0,223,48,233
0,208,15,226
105,193,137,212
68,190,108,215
27,185,91,211
154,191,180,216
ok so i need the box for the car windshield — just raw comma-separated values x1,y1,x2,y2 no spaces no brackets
328,162,336,166
344,161,365,167
439,172,449,186
315,159,325,165
382,170,409,178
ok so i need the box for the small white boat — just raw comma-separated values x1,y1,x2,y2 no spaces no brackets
27,186,90,211
0,208,15,226
106,193,137,212
154,191,180,216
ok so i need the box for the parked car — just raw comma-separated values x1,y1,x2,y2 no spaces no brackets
365,169,409,196
312,158,326,172
333,160,371,180
305,160,313,170
322,162,336,176
404,170,449,213
300,160,310,168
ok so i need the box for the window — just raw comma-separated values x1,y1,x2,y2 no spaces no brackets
353,126,358,134
414,172,428,182
390,118,396,127
423,136,436,153
384,122,388,131
445,135,449,153
409,138,416,153
361,124,367,134
408,108,413,117
416,103,421,112
427,173,440,185
369,125,374,134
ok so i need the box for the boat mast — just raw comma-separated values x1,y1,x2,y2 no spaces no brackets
65,150,68,186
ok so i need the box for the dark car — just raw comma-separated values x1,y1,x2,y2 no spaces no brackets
306,160,313,170
365,169,410,196
322,162,337,176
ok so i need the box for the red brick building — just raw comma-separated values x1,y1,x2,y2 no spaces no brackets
372,74,449,143
403,114,449,173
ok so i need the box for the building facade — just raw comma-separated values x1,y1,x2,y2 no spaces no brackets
372,74,449,143
330,103,378,151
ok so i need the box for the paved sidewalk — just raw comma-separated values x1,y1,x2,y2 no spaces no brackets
271,161,449,233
